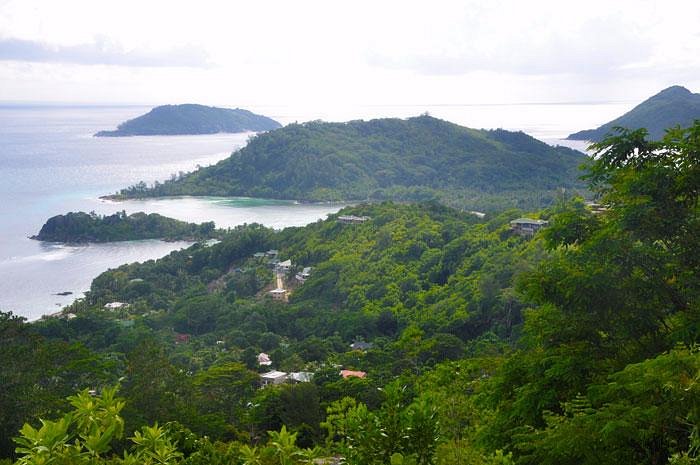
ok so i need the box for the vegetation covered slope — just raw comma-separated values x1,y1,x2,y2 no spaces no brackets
4,122,700,465
114,114,587,210
94,104,281,136
32,211,218,243
568,85,700,141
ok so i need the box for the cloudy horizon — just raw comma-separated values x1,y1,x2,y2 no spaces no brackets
1,0,699,107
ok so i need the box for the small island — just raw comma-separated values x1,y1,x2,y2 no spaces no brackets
568,85,700,141
32,211,219,243
94,104,282,137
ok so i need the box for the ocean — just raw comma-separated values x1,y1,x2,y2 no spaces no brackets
0,101,633,319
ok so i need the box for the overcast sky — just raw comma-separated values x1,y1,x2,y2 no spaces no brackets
1,0,699,106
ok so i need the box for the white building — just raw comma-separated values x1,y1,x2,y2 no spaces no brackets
260,370,288,387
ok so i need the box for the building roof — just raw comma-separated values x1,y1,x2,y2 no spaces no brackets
269,288,287,294
277,259,292,268
340,369,367,379
510,218,548,225
261,370,288,380
258,352,272,365
338,215,370,222
289,372,313,383
350,341,373,351
104,301,129,309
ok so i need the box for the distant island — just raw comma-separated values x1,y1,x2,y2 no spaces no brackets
108,114,588,211
94,104,282,137
32,211,219,243
568,85,700,141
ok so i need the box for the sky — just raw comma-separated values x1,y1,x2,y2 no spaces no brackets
0,0,699,107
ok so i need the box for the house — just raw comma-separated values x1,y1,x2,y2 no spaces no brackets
289,372,313,383
337,215,370,224
258,352,273,366
350,341,373,351
510,218,548,237
175,333,190,344
266,249,279,257
104,301,129,310
253,252,266,259
295,267,312,283
269,288,287,301
276,259,292,273
340,370,367,379
260,370,288,387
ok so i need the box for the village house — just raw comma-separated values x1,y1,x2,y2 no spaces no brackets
269,288,287,301
288,372,313,383
510,218,548,237
258,352,273,366
275,259,292,273
260,370,288,387
295,266,313,283
340,369,367,379
350,340,373,351
104,301,129,310
337,215,370,224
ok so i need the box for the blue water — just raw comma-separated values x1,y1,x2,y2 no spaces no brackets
0,102,631,319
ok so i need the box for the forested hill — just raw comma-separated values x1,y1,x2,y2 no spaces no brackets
568,85,700,141
94,104,281,136
32,211,218,243
3,121,700,464
113,114,587,210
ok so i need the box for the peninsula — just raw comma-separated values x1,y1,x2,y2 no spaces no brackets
110,114,588,211
94,104,281,136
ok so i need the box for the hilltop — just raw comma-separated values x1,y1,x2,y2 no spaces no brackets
113,114,587,210
94,104,281,136
568,85,700,141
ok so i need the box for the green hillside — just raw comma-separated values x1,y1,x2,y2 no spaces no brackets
95,104,281,136
568,85,700,141
32,211,217,243
114,114,587,210
2,122,700,464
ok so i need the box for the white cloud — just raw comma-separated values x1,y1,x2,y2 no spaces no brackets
0,0,699,105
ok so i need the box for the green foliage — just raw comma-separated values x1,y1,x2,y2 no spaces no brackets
116,115,587,211
95,104,281,137
33,211,218,243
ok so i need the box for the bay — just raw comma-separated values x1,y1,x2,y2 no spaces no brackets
0,101,633,319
